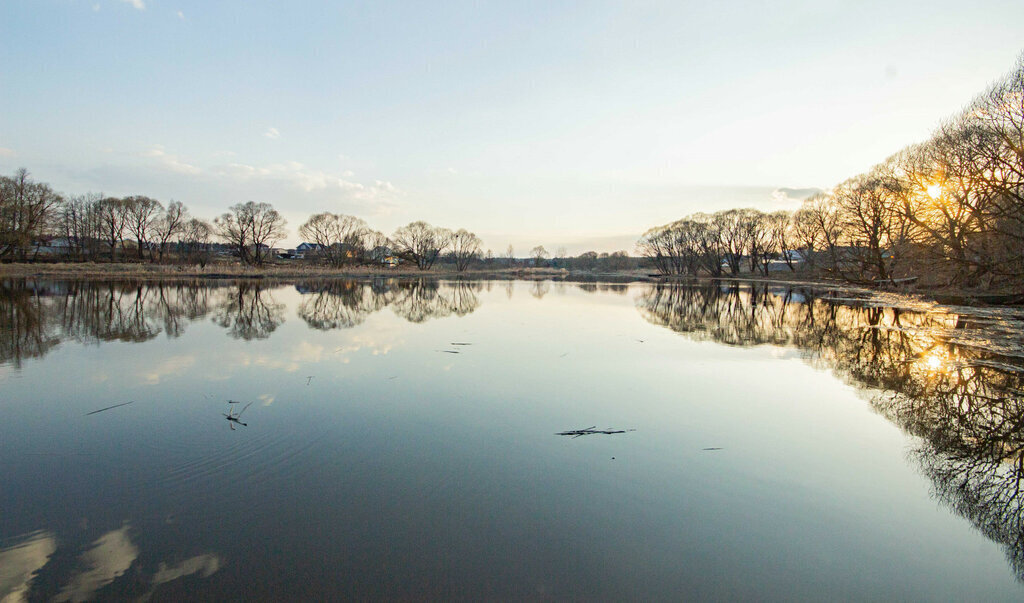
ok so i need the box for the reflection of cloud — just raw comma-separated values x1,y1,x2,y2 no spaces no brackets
151,553,220,587
143,355,197,384
259,393,276,407
263,127,280,140
56,525,138,602
120,0,145,9
0,531,57,603
0,147,16,158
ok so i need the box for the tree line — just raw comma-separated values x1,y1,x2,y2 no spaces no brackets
639,53,1024,287
0,172,495,271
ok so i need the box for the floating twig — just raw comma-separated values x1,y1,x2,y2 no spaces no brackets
450,342,473,346
85,401,134,416
435,350,460,354
702,447,723,451
556,426,635,438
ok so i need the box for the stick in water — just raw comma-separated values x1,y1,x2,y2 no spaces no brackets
85,401,135,416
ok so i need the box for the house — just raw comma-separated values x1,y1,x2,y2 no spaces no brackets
370,245,400,266
294,242,326,259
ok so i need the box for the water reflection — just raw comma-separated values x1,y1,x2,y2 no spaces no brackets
638,282,1024,578
0,525,220,602
212,283,286,340
0,278,485,366
0,280,221,367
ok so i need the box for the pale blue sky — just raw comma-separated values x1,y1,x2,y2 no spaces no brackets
2,1,1022,252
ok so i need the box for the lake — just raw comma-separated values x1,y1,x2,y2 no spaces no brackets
2,277,1023,601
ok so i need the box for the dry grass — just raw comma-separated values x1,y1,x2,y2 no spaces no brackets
0,261,585,281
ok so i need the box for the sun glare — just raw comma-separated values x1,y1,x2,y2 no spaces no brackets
926,184,943,199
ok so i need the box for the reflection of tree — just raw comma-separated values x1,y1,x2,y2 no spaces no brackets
0,280,219,367
389,279,481,323
0,280,62,368
297,280,377,330
637,282,1024,579
294,278,482,328
530,281,550,299
212,283,285,340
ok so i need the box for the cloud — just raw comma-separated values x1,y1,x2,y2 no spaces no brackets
141,145,201,175
770,187,823,204
211,160,398,201
92,3,101,12
263,127,280,140
0,147,16,158
119,0,145,10
176,10,184,20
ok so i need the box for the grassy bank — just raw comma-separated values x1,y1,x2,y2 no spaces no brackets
0,261,635,282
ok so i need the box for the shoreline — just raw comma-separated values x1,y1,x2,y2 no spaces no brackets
1,261,1021,306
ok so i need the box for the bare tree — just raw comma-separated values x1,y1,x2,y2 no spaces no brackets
123,195,163,260
0,169,63,260
151,200,189,263
449,228,482,271
504,244,515,268
391,221,452,270
214,201,287,266
298,212,368,267
530,245,549,267
181,217,213,267
96,196,129,261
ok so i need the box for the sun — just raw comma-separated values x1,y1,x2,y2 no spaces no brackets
926,184,943,199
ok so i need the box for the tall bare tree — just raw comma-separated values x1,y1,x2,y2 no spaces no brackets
530,245,549,267
298,212,368,267
123,195,163,260
391,221,452,270
0,169,63,260
96,196,129,261
449,228,482,272
215,201,287,266
151,200,189,263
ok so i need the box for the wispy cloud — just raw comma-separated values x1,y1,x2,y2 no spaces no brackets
0,147,16,158
119,0,145,10
141,145,201,175
770,187,822,204
263,127,280,140
92,3,101,12
212,160,397,200
176,10,184,20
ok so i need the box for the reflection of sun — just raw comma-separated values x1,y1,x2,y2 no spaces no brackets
919,349,951,374
926,184,943,199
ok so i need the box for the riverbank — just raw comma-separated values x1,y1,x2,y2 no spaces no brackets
2,261,1020,305
0,261,651,282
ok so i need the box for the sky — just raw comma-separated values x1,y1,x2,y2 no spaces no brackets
1,1,1022,254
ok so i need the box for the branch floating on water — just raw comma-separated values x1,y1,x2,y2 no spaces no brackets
556,426,635,438
85,401,134,416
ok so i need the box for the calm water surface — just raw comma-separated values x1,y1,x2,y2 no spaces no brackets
1,278,1023,600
